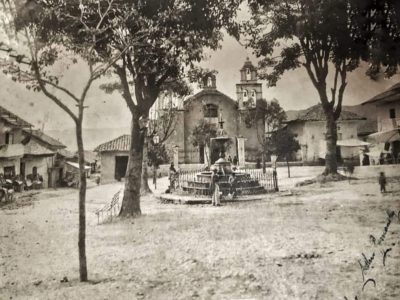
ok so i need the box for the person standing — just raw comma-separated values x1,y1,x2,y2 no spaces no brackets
379,172,387,193
169,163,177,190
211,169,221,206
228,172,236,199
233,155,238,166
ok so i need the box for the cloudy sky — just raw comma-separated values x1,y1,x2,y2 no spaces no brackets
1,31,399,131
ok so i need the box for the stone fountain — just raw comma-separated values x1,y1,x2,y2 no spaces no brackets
180,115,267,197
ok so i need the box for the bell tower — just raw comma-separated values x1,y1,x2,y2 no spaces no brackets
202,73,217,90
236,58,262,109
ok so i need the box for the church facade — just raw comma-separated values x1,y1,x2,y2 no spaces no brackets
161,59,265,164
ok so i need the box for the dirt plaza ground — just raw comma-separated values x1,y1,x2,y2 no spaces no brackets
1,166,400,300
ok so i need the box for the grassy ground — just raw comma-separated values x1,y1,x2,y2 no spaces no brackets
1,170,400,299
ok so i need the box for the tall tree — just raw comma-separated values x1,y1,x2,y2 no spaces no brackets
0,0,118,281
246,0,400,176
140,79,191,194
41,0,240,216
267,129,300,178
101,76,191,193
250,98,286,173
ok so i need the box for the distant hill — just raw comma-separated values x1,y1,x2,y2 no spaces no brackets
46,127,130,151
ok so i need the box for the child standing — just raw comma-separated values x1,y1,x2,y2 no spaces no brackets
379,172,387,193
211,169,221,206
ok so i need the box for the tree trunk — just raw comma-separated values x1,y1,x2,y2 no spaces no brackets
323,112,338,175
141,136,152,194
120,114,144,217
153,165,157,189
262,152,266,174
75,120,88,282
286,156,290,178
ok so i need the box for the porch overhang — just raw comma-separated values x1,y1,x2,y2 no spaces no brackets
367,129,400,143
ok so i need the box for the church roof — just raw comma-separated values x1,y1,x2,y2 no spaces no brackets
287,104,365,122
94,134,130,152
184,89,237,108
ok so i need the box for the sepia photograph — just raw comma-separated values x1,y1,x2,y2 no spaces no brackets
0,0,400,299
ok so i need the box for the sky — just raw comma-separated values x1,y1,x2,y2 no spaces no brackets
1,26,400,131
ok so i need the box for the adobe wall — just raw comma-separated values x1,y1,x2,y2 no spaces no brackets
0,119,24,145
376,102,400,131
163,110,185,163
100,151,129,184
0,158,21,176
288,120,361,162
23,157,51,188
237,114,263,161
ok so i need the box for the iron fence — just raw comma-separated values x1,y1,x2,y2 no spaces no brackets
241,168,278,192
175,167,278,196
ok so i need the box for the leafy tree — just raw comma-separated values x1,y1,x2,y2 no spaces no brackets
246,98,286,172
101,74,192,194
0,0,118,281
38,0,240,217
190,120,217,165
246,0,400,176
141,83,190,193
148,143,169,169
267,129,300,178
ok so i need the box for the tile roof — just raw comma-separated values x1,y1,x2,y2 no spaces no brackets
0,105,32,128
358,120,378,136
362,82,400,105
24,129,66,149
288,104,365,122
286,109,306,122
94,134,131,152
24,140,55,156
57,148,76,158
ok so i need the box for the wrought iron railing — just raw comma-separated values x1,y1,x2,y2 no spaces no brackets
176,167,278,197
95,189,122,224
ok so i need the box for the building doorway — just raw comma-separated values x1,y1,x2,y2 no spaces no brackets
115,156,129,181
199,145,205,164
20,162,25,178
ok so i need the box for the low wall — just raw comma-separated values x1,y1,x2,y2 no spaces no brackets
350,164,400,178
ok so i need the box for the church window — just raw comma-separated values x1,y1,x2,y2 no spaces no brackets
204,103,218,118
246,68,251,80
243,89,248,102
251,90,256,99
